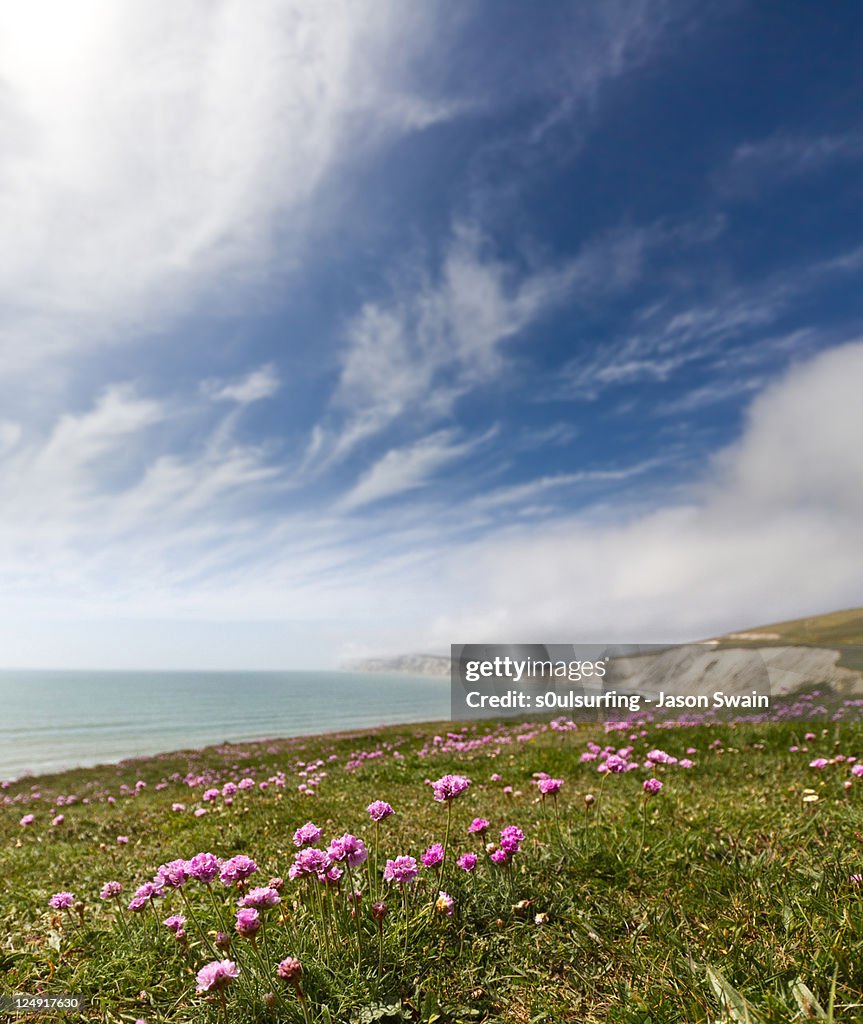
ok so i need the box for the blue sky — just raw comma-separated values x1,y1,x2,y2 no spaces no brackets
1,1,862,668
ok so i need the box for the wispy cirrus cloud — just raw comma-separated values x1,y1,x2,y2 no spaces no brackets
308,220,669,468
556,244,863,401
716,130,863,197
203,365,281,405
338,427,497,512
469,459,663,512
307,225,581,466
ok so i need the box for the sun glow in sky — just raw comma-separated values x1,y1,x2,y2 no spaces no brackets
1,2,862,668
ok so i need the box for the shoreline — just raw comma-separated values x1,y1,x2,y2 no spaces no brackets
2,714,467,788
0,669,451,785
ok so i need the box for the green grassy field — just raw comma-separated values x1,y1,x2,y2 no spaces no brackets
705,606,863,645
709,607,863,672
3,713,863,1023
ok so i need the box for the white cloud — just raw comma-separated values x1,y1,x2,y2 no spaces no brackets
470,460,662,512
310,221,662,466
557,246,862,400
0,342,860,667
339,429,494,511
0,1,458,381
204,365,281,405
718,130,863,197
0,382,283,592
0,0,683,394
427,341,863,644
515,422,579,449
0,422,21,454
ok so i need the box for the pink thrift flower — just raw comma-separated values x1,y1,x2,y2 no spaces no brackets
367,800,394,822
235,907,260,938
155,859,188,889
431,774,471,802
421,843,444,868
538,777,564,796
129,881,162,912
322,865,343,886
52,814,64,826
187,852,221,884
383,856,418,885
277,957,303,984
19,814,34,826
288,847,329,880
327,833,368,868
646,749,672,764
240,886,281,909
49,891,75,910
499,825,524,853
116,835,129,844
457,852,478,872
435,891,455,917
220,855,257,886
467,818,490,835
100,881,122,900
643,778,663,795
293,822,322,847
195,959,239,994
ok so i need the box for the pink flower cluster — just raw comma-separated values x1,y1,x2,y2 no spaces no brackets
430,774,471,802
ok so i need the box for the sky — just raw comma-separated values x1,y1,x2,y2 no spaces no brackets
0,1,862,669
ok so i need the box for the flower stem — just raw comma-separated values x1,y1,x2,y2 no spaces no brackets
344,861,363,965
440,800,454,889
637,795,648,866
180,888,218,958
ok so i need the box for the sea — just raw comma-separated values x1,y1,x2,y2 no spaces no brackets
0,670,451,781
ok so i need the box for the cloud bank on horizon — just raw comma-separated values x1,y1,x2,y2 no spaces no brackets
0,1,861,668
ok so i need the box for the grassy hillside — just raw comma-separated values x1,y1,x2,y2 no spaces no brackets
714,607,863,647
3,712,863,1023
711,607,863,671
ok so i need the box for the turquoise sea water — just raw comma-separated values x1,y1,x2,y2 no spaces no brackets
0,670,450,781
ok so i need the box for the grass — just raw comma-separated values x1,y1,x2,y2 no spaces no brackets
3,714,863,1023
709,606,863,672
712,606,863,647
